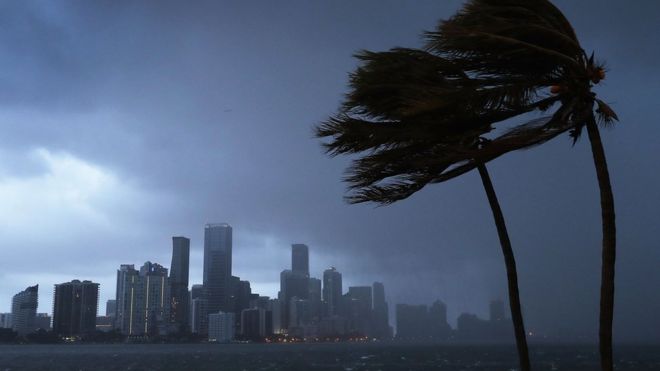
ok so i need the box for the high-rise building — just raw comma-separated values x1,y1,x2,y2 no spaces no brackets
291,244,309,277
372,282,390,339
115,262,171,336
52,280,99,336
268,299,282,334
229,277,252,313
279,269,309,330
208,311,235,342
114,264,136,331
228,277,252,331
322,268,342,317
428,300,451,340
279,244,314,331
170,236,190,330
487,299,512,342
288,297,311,329
190,297,208,335
308,278,322,323
0,313,12,328
11,285,38,336
345,286,372,335
203,223,232,314
240,308,272,340
189,284,205,334
106,299,117,317
190,284,204,301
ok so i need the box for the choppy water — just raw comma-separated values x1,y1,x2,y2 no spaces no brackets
0,343,659,371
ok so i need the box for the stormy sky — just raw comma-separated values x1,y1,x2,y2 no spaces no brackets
0,0,658,342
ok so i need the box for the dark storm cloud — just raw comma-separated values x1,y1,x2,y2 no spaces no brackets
0,0,659,342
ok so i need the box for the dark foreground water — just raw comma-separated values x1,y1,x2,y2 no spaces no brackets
1,343,659,371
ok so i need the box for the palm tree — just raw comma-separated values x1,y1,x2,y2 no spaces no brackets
424,1,618,370
316,48,539,371
318,1,619,370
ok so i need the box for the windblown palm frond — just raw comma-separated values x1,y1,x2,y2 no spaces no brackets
316,0,618,205
427,0,617,139
426,0,583,79
315,44,567,205
318,0,618,203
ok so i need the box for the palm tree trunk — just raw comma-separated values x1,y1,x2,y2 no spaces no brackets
585,114,616,371
477,163,531,371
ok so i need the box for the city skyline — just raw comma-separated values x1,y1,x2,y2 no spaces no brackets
1,221,517,339
0,215,652,341
0,240,507,325
1,216,656,343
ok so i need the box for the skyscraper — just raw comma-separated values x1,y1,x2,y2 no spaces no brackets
190,284,204,301
268,298,282,334
291,244,309,277
308,278,322,323
288,297,311,329
429,300,451,340
279,269,309,330
115,262,171,335
0,313,12,328
322,267,342,317
228,277,252,331
203,223,232,313
114,264,136,331
190,297,209,335
52,280,99,336
11,285,38,336
372,282,390,339
106,299,117,317
346,286,372,335
487,299,512,341
279,244,311,331
240,308,272,340
189,284,207,334
170,236,190,330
